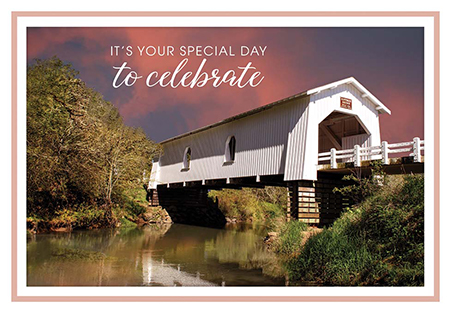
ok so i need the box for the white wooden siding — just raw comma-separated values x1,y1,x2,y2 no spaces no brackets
157,97,308,184
299,83,382,180
151,79,385,186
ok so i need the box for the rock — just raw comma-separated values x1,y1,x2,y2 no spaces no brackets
264,232,279,245
142,212,154,222
52,227,72,232
136,218,146,226
134,206,174,225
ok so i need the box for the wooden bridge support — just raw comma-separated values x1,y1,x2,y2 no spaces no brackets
148,174,354,227
149,189,159,207
287,174,354,226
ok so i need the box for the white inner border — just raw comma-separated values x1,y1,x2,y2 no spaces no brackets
16,15,435,298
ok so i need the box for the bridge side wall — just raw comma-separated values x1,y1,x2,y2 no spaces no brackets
156,96,310,185
153,83,382,185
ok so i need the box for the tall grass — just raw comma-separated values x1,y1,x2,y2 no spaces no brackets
285,174,424,286
272,221,308,255
286,229,374,285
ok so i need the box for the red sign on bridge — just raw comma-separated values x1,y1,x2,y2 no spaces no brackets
340,97,352,110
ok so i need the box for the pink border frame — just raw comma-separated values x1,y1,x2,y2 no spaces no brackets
11,11,440,302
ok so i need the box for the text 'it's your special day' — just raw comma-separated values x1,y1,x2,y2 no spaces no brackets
110,45,268,89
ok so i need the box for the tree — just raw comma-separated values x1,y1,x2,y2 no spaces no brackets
27,57,161,222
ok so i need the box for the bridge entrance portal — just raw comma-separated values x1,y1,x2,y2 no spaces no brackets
286,112,370,225
318,111,370,165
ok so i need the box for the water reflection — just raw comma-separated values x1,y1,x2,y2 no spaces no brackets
27,223,286,286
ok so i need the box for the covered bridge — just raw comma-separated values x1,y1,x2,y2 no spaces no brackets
148,77,397,226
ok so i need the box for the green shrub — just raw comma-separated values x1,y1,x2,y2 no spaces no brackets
124,200,147,218
42,203,118,230
120,187,148,219
333,161,385,203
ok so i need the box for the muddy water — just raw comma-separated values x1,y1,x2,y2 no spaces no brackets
27,223,288,286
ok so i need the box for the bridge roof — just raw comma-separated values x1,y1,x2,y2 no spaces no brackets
160,77,390,144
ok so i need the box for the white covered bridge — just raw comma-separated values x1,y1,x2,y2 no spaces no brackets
148,77,424,226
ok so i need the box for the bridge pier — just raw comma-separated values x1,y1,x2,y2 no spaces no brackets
287,174,354,226
149,185,226,228
149,189,159,206
286,182,298,222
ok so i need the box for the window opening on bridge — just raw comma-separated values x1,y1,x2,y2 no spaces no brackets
182,147,191,170
224,136,236,163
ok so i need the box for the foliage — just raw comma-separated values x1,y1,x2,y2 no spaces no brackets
272,221,308,255
208,186,286,223
259,202,284,222
333,161,386,203
285,174,424,286
119,217,138,228
27,57,161,230
122,188,148,219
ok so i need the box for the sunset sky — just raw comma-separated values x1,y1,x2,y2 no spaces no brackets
27,27,424,143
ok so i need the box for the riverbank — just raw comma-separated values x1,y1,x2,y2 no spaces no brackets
28,184,283,233
27,188,172,234
27,204,173,234
269,174,424,286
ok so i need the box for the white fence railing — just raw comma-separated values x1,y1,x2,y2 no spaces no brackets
318,137,424,169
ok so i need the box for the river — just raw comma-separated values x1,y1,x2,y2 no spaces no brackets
27,223,288,286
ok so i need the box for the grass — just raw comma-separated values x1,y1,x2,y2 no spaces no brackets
285,226,375,285
119,217,138,228
277,174,424,286
272,221,308,255
122,187,148,219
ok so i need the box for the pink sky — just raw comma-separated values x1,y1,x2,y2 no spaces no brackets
27,27,424,143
